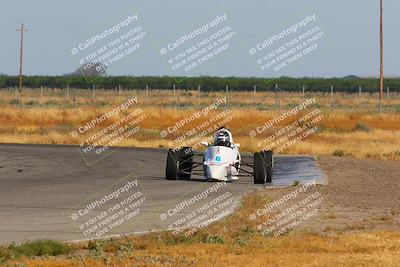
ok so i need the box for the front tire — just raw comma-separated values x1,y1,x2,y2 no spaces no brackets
177,147,193,180
165,147,194,180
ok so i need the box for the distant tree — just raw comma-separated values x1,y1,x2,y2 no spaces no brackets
65,62,107,77
343,75,361,79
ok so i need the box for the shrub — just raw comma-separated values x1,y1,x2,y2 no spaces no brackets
45,100,59,106
202,235,225,244
355,122,370,132
333,150,345,157
9,99,20,105
292,180,300,186
25,100,38,106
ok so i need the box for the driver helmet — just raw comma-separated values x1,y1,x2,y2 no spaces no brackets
215,129,231,146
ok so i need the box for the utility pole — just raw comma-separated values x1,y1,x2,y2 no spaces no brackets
379,0,384,111
16,23,27,104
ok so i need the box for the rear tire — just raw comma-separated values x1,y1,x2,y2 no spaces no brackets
166,149,179,180
253,152,266,184
264,150,273,183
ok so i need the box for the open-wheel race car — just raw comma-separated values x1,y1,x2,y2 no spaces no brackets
165,127,274,184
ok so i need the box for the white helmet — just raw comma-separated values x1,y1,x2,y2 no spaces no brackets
214,128,231,146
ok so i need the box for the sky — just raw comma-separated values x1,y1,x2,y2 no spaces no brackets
0,0,398,78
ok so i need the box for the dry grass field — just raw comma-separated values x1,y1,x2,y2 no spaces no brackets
1,88,400,266
0,88,399,160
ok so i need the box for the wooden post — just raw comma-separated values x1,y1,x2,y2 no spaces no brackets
386,86,390,99
330,85,334,110
275,84,278,110
198,85,201,105
253,85,256,104
40,85,43,97
225,85,229,103
92,85,95,99
173,84,176,108
302,85,305,100
118,85,121,96
66,85,69,100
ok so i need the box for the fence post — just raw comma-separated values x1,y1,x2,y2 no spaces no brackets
172,84,176,108
118,85,121,96
225,85,229,103
146,84,149,102
92,85,96,99
253,85,256,104
40,85,43,97
387,86,390,99
66,85,69,100
275,84,278,110
198,84,201,105
302,85,305,100
73,90,76,108
330,85,334,110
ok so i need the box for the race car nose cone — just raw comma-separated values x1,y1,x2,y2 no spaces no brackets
208,165,227,180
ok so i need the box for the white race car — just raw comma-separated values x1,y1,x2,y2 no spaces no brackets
165,127,273,184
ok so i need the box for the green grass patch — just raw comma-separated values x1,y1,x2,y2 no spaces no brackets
0,240,73,263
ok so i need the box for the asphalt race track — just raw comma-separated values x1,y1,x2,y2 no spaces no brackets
0,144,325,244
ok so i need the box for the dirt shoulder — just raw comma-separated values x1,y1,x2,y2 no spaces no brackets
297,156,400,233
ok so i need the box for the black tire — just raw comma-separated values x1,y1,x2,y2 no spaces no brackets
264,150,273,183
166,149,179,180
253,152,266,184
177,147,193,180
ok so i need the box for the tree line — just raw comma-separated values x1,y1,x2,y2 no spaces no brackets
0,75,398,93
